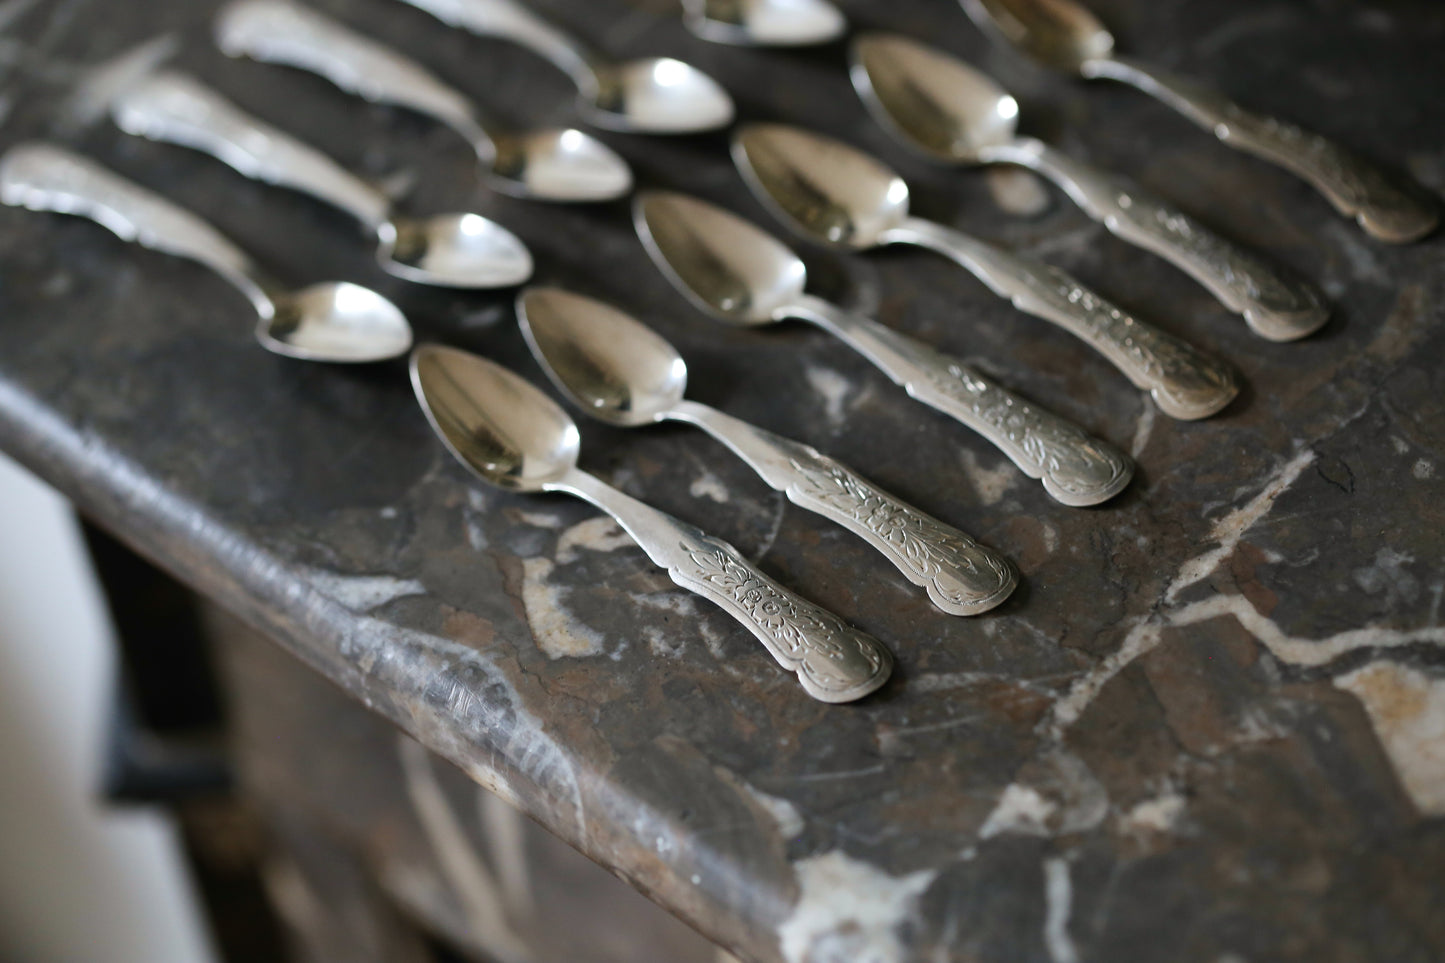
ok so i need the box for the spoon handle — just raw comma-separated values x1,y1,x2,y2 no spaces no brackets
216,1,485,145
111,72,391,232
0,142,272,316
397,0,599,92
669,401,1017,616
1086,56,1438,245
998,138,1327,341
792,296,1133,507
888,218,1238,421
558,468,893,703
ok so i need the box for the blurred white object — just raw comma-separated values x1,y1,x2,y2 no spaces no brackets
0,452,218,963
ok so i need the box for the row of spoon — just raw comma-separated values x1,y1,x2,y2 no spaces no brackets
677,0,1437,244
6,0,1433,702
0,143,919,702
112,2,1241,423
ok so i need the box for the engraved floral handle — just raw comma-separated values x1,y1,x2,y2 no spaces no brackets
216,0,488,148
397,0,602,94
884,217,1238,420
668,401,1017,615
1085,57,1439,245
0,142,272,315
555,468,893,703
791,296,1133,507
111,71,391,232
989,137,1328,341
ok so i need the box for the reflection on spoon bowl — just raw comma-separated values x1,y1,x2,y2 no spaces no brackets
589,58,735,134
518,287,688,426
683,0,847,47
852,32,1022,163
732,123,911,250
382,213,533,289
411,344,581,492
634,189,809,325
490,127,634,202
962,0,1114,71
261,282,414,363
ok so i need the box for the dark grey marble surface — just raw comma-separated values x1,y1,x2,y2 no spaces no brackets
1,0,1443,960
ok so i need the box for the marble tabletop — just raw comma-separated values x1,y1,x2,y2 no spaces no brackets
1,0,1442,960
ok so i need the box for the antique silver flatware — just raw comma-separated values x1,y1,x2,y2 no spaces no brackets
733,123,1238,420
112,72,533,289
634,190,1134,507
958,0,1438,244
850,32,1328,342
216,0,633,202
681,0,846,47
517,286,1018,616
396,0,735,134
411,344,893,703
0,143,412,363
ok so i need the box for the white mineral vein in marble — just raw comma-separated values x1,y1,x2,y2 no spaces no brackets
688,470,731,504
777,850,936,963
1043,857,1080,963
515,509,567,530
805,365,852,431
742,785,805,841
958,448,1016,506
979,784,1056,839
985,166,1052,217
555,516,633,563
304,570,427,612
1166,448,1316,602
521,558,605,659
1120,791,1187,834
1130,402,1157,458
1334,662,1445,816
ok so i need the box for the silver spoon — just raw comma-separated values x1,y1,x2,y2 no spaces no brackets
634,190,1133,508
959,0,1438,244
733,123,1238,421
0,143,412,363
216,0,632,203
112,72,533,290
396,0,735,134
850,32,1328,342
681,0,847,48
410,343,892,703
517,286,1017,616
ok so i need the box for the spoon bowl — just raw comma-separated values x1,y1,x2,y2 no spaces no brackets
732,124,909,250
588,58,735,134
518,287,688,427
382,213,533,288
852,33,1020,163
262,282,414,363
962,0,1113,72
411,344,580,492
683,0,848,47
635,190,809,324
491,128,634,202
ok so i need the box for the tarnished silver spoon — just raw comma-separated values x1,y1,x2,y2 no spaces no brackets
397,0,735,134
959,0,1437,244
112,72,532,289
851,32,1327,342
733,123,1238,421
216,0,633,202
681,0,847,47
634,189,1134,508
0,143,412,363
517,286,1017,616
411,343,893,703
